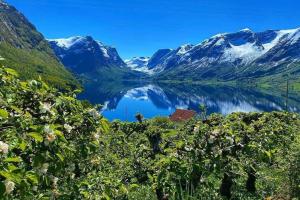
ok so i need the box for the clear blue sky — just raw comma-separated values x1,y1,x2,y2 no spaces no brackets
6,0,300,59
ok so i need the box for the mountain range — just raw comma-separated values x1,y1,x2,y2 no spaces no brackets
126,28,300,83
1,0,299,90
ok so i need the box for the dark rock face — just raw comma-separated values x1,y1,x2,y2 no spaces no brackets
48,36,126,74
148,49,172,69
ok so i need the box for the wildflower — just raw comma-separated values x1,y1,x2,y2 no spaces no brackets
88,109,100,119
70,173,75,179
51,176,59,188
41,163,49,174
225,136,234,145
46,133,56,143
44,126,56,143
64,124,73,133
93,133,100,140
0,141,9,154
212,129,220,135
193,125,200,132
40,102,52,113
4,180,15,194
208,135,215,144
44,125,54,134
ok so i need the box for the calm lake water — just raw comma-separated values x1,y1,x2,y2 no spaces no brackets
78,81,300,122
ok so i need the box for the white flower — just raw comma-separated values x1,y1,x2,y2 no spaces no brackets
44,126,56,143
4,180,15,194
88,109,100,119
46,133,56,143
41,163,49,174
208,136,215,144
70,173,75,179
193,125,200,132
212,129,220,135
51,176,59,188
0,141,9,154
32,186,38,191
40,102,52,113
225,136,234,145
64,124,73,133
44,125,53,134
93,133,100,140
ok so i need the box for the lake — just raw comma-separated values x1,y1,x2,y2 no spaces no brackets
78,80,300,122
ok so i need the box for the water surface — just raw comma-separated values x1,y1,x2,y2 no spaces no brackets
78,81,300,121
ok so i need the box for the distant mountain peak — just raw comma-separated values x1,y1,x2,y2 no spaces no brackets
142,26,300,80
239,28,253,32
48,36,126,74
48,36,85,49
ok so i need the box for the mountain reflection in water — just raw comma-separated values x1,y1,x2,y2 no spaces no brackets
78,81,300,121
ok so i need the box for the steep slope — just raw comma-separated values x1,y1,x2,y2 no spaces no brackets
0,0,78,89
125,56,152,74
48,36,126,74
150,28,300,82
49,36,146,80
147,49,173,69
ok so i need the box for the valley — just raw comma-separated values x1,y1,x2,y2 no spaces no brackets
0,0,300,199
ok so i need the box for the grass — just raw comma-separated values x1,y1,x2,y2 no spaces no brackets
0,43,79,90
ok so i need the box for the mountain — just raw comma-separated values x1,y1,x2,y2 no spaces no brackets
0,0,78,89
147,49,173,70
125,56,152,74
48,36,146,80
48,36,126,74
131,28,300,85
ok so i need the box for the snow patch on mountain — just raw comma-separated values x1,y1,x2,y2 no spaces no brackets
48,36,84,49
177,44,194,55
125,57,155,74
223,42,263,64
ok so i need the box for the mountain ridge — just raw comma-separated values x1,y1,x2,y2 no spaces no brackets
48,36,147,81
0,0,78,89
125,27,300,86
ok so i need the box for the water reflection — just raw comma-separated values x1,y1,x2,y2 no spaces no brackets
78,81,300,121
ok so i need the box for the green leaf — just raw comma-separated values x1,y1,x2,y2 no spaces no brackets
28,132,43,143
54,130,67,142
56,153,64,162
26,172,38,185
4,68,19,76
4,157,22,163
265,150,272,159
0,109,8,119
19,140,27,151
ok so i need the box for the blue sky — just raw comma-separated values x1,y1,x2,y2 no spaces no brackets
6,0,300,59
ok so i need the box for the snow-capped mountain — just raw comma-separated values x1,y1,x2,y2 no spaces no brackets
125,56,153,74
48,36,126,74
147,49,173,69
147,27,300,80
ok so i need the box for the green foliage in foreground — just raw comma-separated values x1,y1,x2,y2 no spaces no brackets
0,66,300,200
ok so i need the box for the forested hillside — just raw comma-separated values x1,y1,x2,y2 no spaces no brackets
0,1,78,89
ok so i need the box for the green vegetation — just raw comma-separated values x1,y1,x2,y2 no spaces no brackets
0,2,79,90
0,66,300,199
0,43,79,90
